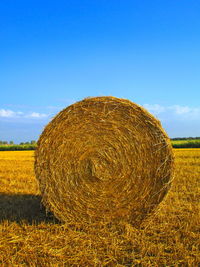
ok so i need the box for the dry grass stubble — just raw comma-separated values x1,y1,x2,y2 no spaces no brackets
0,150,199,265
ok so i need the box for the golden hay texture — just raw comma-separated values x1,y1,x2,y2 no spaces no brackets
35,96,174,225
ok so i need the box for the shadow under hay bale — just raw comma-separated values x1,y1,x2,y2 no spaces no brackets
0,193,59,224
35,96,174,226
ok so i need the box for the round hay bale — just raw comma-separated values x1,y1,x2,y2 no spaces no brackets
35,96,174,225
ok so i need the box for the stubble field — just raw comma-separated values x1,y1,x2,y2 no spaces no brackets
0,149,199,266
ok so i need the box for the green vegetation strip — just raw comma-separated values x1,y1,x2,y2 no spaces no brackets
171,140,200,148
1,139,200,150
0,145,36,151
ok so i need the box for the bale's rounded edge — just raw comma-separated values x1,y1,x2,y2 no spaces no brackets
35,96,174,226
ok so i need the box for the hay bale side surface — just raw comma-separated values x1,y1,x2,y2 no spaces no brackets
35,96,174,225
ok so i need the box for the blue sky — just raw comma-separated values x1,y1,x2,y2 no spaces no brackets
0,0,200,143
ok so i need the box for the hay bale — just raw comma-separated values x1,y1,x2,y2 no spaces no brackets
35,96,174,225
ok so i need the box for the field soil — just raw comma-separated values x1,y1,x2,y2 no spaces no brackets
0,150,199,266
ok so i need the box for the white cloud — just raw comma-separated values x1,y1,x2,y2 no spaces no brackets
169,105,200,119
0,109,48,119
27,112,48,118
0,109,23,118
143,104,200,121
169,105,191,115
143,104,166,114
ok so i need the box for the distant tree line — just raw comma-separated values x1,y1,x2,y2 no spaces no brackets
172,141,200,148
0,138,200,150
171,137,200,140
1,138,199,145
0,140,37,151
0,140,36,145
19,140,36,145
0,141,14,145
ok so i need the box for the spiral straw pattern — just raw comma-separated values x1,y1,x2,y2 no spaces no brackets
35,96,174,225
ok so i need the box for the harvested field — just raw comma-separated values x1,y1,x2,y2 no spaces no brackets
0,149,199,266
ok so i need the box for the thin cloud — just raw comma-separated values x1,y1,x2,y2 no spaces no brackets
170,105,191,115
0,109,23,118
143,104,200,120
169,105,200,119
0,109,49,119
26,112,48,118
143,104,166,114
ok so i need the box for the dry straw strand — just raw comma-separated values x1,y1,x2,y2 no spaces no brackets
35,96,174,226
